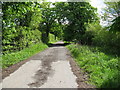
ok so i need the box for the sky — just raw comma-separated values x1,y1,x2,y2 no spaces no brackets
89,0,106,14
89,0,107,26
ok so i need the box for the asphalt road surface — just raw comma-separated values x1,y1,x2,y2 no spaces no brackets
1,41,95,89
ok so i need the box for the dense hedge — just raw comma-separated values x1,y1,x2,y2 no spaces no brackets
2,2,43,54
2,27,42,54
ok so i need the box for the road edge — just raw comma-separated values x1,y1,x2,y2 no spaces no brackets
2,48,49,80
66,48,96,88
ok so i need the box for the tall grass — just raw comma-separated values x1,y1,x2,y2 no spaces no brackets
67,44,119,88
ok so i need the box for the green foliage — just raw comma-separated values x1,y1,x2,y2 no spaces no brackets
2,26,42,54
2,2,58,69
2,43,48,69
54,2,98,42
103,2,120,22
67,44,119,88
2,2,43,54
49,33,59,43
92,29,120,48
84,22,120,56
110,16,120,32
50,23,64,40
39,2,55,43
103,2,120,32
2,2,119,88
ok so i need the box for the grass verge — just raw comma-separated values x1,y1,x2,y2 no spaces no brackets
67,44,120,88
2,43,48,69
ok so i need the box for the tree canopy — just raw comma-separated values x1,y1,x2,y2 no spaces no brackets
2,1,98,53
103,1,120,32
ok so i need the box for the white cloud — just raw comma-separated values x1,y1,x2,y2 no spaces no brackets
90,0,106,14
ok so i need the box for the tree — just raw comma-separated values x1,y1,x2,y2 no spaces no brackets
103,1,120,32
2,2,42,53
39,2,64,43
54,2,97,43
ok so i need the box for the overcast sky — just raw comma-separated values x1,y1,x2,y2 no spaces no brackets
90,0,108,26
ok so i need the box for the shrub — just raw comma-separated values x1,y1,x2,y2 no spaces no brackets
2,26,42,54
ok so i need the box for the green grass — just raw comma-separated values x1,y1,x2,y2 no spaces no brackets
2,33,58,69
2,43,48,69
67,44,120,88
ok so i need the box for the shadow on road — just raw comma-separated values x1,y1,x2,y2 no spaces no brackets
47,43,70,47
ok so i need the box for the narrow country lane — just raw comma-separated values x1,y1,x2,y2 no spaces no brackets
1,41,95,89
2,1,119,88
1,41,78,88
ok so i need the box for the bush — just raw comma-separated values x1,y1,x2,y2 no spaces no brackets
84,22,120,56
2,26,42,54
